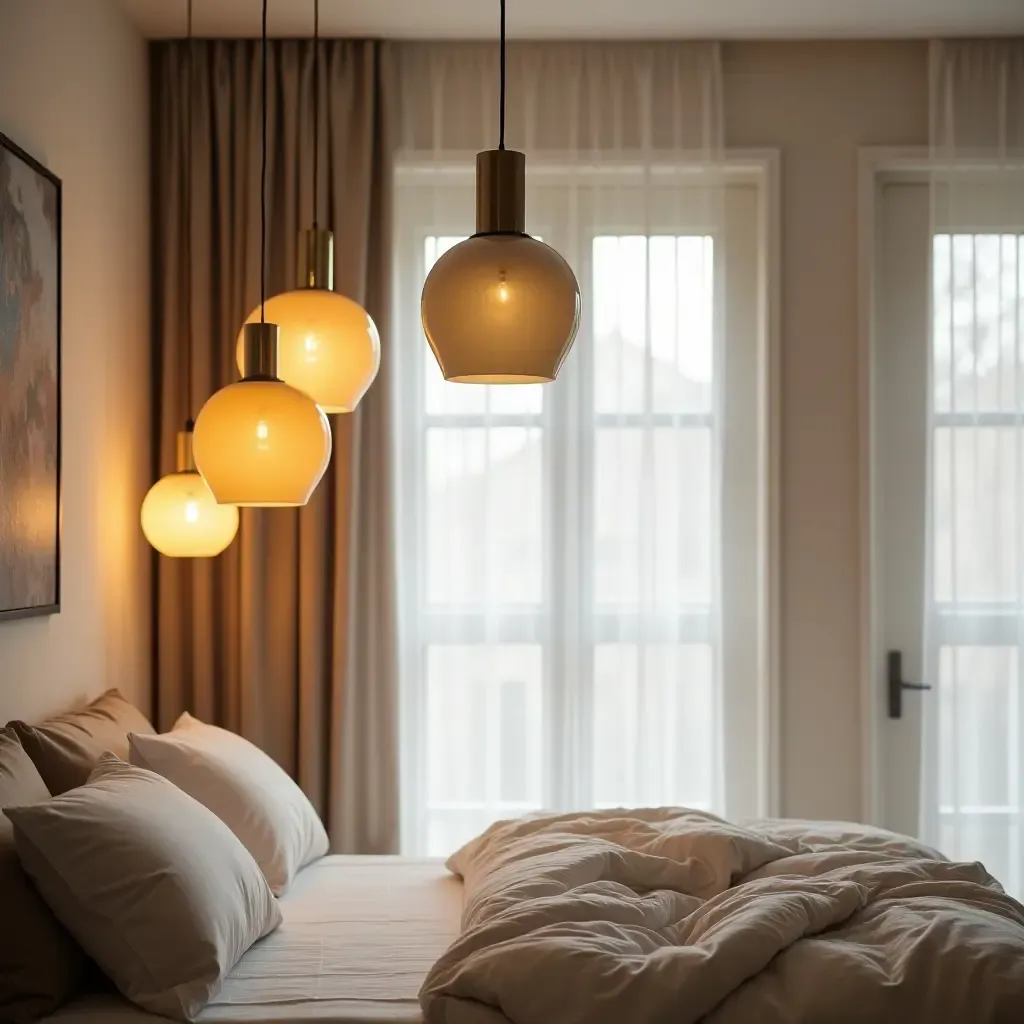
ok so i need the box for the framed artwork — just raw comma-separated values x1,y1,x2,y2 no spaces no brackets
0,131,61,621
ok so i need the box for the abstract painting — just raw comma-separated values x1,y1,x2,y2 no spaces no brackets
0,132,61,620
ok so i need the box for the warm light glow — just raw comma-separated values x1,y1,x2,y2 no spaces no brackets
421,234,581,383
238,290,381,413
140,471,239,557
193,379,332,507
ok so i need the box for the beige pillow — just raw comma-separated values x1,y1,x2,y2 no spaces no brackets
0,728,89,1022
4,754,281,1022
130,713,329,895
8,689,155,794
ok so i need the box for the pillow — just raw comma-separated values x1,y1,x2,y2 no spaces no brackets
130,713,329,895
0,728,89,1022
4,754,281,1022
8,689,155,794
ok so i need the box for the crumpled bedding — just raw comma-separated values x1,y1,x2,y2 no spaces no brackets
419,808,1024,1024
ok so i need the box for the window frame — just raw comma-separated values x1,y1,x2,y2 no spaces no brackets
393,154,780,853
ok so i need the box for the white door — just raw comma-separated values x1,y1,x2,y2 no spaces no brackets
872,172,1024,898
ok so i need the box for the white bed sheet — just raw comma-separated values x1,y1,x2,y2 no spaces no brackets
45,856,462,1024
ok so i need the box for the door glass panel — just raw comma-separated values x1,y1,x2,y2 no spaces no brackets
932,427,1021,602
932,234,1024,414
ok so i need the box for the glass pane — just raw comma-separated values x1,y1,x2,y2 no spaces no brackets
593,646,638,807
425,644,543,855
593,235,714,415
654,428,713,605
938,646,1017,812
423,235,543,416
647,644,716,808
593,644,715,809
426,427,543,604
594,236,646,414
933,427,1021,602
933,234,1024,414
594,428,711,605
426,654,487,805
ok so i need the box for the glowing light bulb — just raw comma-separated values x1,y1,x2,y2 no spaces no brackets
184,500,200,524
256,420,269,446
497,279,509,303
304,334,318,360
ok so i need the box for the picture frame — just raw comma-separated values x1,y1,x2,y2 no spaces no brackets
0,130,62,621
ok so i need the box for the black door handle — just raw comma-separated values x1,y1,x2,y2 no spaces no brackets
888,649,932,719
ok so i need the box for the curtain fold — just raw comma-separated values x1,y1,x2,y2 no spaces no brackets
922,40,1024,897
151,39,399,853
383,42,766,856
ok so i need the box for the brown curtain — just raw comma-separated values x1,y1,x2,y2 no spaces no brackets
150,39,398,853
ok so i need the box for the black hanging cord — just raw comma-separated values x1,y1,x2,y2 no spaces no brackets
185,0,195,429
312,0,320,228
260,0,268,322
498,0,506,151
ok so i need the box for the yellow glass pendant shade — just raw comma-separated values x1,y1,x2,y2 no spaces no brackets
421,150,580,384
237,230,380,412
193,324,332,507
141,431,239,557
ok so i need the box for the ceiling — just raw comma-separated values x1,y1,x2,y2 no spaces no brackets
120,0,1024,40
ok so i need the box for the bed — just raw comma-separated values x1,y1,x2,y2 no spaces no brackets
420,809,1024,1024
44,857,462,1024
9,691,1024,1024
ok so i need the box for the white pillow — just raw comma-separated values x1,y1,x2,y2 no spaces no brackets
130,713,329,895
3,754,281,1022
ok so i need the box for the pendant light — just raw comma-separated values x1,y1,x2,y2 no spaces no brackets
235,0,380,413
193,0,331,506
420,0,580,383
141,0,239,558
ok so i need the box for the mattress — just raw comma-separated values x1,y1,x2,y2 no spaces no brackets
45,856,463,1024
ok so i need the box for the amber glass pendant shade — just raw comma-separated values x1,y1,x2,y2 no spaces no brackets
193,323,332,507
193,0,332,508
238,230,380,412
141,0,239,556
141,430,239,557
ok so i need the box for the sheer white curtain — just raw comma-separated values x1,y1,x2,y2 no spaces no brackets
923,41,1024,897
385,42,769,855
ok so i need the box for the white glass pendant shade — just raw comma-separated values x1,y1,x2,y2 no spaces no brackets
193,323,332,507
141,431,239,557
420,150,581,383
236,231,380,412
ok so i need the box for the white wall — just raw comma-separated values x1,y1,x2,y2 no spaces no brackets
0,0,151,724
724,41,928,821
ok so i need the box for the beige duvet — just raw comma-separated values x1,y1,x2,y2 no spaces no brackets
420,809,1024,1024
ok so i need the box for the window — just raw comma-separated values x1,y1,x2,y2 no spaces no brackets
393,164,773,855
